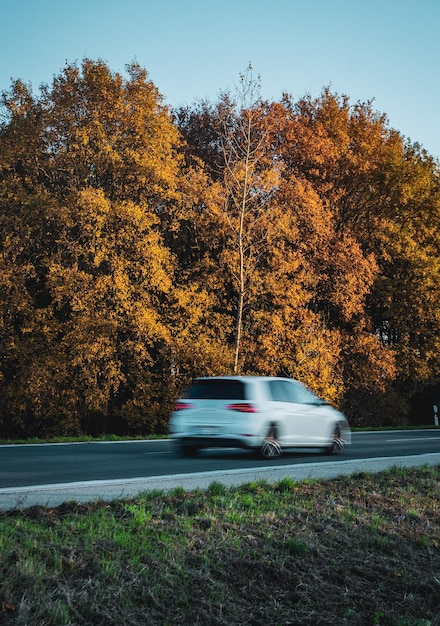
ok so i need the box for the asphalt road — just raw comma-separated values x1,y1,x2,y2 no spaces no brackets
0,430,439,510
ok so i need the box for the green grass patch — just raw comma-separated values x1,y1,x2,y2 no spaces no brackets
0,466,439,625
0,434,168,445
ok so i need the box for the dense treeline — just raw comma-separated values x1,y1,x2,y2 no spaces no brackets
1,59,439,438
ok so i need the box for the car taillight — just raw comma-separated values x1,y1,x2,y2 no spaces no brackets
172,402,195,411
226,403,260,413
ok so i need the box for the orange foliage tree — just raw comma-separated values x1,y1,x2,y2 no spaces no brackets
0,60,205,436
1,61,440,436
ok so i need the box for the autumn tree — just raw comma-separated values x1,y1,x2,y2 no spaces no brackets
0,80,59,435
0,59,198,436
268,90,440,424
179,90,398,412
2,60,440,436
176,79,382,406
37,60,182,203
368,144,440,402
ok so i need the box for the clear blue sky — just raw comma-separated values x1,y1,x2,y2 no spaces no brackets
2,0,439,159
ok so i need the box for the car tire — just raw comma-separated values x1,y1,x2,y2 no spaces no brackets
178,444,198,458
326,425,344,455
260,426,282,459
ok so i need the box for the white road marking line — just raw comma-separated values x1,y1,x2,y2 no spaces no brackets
386,437,440,442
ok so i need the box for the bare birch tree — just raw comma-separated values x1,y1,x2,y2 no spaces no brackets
218,65,274,374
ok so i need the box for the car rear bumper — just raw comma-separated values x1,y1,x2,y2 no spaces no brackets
171,435,260,451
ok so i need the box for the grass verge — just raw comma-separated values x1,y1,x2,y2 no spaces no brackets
0,434,167,445
0,465,439,625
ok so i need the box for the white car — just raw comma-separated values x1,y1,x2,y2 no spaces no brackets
169,376,351,458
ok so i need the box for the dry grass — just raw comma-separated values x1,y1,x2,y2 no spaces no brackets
0,465,439,625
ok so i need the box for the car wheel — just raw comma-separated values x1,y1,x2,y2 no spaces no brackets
260,426,282,459
179,444,198,458
326,425,344,455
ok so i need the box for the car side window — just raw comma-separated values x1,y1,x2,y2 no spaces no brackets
289,381,320,404
281,381,301,403
268,380,294,402
268,380,320,404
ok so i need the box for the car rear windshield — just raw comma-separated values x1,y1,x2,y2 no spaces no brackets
186,380,247,400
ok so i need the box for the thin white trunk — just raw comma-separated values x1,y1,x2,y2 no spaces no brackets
233,114,252,375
